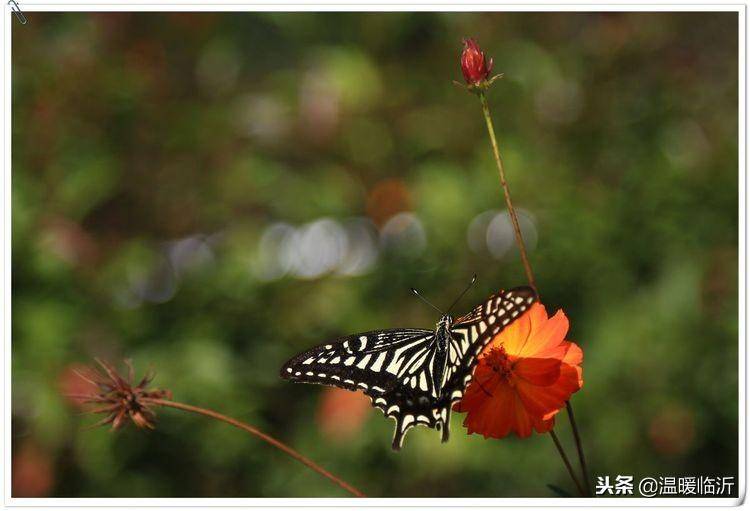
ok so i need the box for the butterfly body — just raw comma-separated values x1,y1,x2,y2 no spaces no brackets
430,315,452,398
280,286,537,450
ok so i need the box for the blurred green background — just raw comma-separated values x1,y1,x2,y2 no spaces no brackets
11,12,738,498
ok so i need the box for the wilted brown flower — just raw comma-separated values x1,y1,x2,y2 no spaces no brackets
72,358,172,430
67,358,365,497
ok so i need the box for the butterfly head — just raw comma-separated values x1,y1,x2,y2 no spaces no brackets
437,314,453,330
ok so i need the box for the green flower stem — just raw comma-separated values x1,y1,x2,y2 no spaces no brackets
549,430,586,497
566,401,592,496
478,91,537,291
477,89,591,497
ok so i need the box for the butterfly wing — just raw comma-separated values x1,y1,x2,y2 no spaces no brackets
435,285,538,440
383,287,537,447
280,286,538,451
280,328,434,394
281,328,444,449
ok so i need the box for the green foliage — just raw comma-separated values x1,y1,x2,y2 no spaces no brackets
11,12,738,497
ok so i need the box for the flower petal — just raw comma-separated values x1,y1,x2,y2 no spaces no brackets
511,391,534,437
562,342,584,387
562,341,583,365
496,306,533,355
462,379,515,439
514,377,567,418
515,359,583,419
517,307,570,359
513,356,562,386
454,365,496,412
533,415,555,433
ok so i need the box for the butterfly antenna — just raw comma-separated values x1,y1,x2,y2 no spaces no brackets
447,274,477,314
410,288,445,315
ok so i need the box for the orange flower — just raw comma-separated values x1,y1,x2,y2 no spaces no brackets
453,302,583,439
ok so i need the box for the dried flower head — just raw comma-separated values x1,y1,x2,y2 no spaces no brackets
71,359,172,430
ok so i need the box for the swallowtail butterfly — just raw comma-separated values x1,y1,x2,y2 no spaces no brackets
280,281,537,450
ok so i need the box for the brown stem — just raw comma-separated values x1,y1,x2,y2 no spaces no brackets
145,398,365,498
478,91,536,291
549,429,585,497
566,401,592,496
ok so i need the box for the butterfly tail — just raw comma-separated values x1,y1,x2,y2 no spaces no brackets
441,422,451,443
440,408,451,443
391,428,405,451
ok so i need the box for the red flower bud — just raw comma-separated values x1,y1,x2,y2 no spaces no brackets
461,38,494,86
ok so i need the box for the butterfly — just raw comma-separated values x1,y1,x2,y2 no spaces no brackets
280,278,537,450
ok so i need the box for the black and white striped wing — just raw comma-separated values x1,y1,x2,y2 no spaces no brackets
280,328,433,394
443,286,538,403
280,286,538,451
281,328,445,449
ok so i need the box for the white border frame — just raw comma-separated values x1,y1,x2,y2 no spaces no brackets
1,2,745,508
